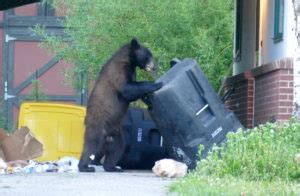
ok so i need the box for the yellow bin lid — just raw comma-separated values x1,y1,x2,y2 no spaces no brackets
18,102,86,161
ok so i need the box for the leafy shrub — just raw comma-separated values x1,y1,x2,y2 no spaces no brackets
171,120,300,195
197,120,300,181
38,0,234,90
25,80,48,101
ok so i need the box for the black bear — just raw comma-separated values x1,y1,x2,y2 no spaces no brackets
78,38,162,172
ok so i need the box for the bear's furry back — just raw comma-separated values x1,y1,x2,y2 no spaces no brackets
85,44,133,131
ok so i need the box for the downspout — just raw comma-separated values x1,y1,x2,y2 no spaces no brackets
292,0,300,120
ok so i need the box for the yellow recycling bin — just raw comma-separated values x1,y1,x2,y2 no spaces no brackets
18,102,86,161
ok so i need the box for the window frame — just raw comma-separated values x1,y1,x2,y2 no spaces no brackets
273,0,284,43
235,0,243,61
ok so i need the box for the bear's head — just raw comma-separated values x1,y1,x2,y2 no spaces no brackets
130,38,156,72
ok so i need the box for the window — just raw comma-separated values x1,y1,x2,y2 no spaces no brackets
235,0,242,61
274,0,284,43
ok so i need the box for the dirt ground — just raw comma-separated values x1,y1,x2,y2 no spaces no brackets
0,170,175,196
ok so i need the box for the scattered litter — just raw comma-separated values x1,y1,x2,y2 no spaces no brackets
0,158,6,174
23,160,57,173
152,159,188,178
7,160,29,168
0,156,85,174
0,169,5,174
56,156,79,173
0,158,6,169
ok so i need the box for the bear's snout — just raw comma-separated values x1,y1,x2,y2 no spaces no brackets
145,61,156,72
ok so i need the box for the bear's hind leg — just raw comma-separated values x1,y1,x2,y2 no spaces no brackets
78,130,104,172
103,131,125,172
90,151,104,165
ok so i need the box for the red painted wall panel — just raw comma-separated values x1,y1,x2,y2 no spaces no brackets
14,41,53,88
38,60,75,95
15,4,37,16
14,41,75,96
19,61,76,96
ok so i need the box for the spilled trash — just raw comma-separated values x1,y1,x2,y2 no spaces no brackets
0,156,82,174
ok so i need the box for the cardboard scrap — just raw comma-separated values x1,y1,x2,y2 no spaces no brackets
0,128,8,162
0,128,6,140
0,127,43,162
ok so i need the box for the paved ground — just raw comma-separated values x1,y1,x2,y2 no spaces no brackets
0,171,175,196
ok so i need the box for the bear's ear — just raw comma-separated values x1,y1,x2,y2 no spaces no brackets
131,38,140,49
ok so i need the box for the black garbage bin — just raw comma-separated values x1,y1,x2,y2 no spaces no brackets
118,108,169,169
147,58,243,169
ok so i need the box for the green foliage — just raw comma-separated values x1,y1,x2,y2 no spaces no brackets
25,80,48,101
170,175,300,196
171,120,300,195
196,120,300,181
37,0,234,90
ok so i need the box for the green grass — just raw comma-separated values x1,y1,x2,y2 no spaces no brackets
170,175,300,196
170,120,300,195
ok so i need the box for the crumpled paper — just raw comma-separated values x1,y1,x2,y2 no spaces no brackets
152,159,188,178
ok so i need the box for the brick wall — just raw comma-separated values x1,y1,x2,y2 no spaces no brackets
225,58,294,128
225,72,254,128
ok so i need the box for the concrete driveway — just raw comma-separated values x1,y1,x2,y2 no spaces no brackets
0,171,175,196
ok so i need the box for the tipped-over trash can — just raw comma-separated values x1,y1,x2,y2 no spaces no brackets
147,58,243,169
